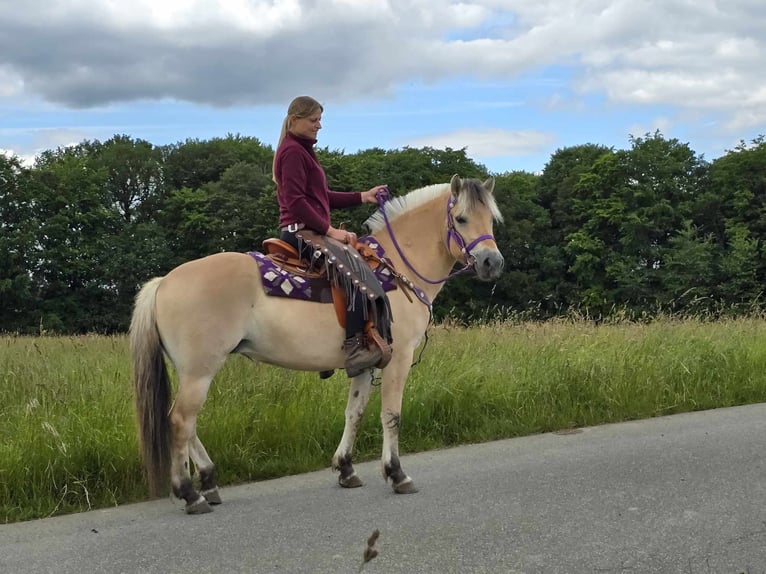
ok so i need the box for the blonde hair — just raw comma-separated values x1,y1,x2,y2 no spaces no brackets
272,96,324,186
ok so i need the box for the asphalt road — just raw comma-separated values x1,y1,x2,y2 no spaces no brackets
2,404,766,574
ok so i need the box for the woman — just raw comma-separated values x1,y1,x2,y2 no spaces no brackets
272,95,389,377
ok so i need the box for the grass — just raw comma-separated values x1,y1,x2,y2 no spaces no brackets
2,317,766,524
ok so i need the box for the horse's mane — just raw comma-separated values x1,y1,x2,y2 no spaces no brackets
364,183,448,233
364,179,503,233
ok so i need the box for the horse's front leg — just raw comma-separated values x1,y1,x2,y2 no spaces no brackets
332,373,374,488
380,358,418,494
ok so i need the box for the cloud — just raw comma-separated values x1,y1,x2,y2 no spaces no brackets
1,148,36,167
405,128,556,157
0,0,763,134
0,0,495,107
0,66,24,97
0,126,90,165
627,117,674,139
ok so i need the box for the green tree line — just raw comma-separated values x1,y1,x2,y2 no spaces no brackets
1,132,764,334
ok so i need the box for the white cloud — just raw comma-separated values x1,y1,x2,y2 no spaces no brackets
727,108,766,132
1,148,36,167
0,0,763,133
0,127,90,166
0,65,24,97
406,128,555,157
628,117,674,139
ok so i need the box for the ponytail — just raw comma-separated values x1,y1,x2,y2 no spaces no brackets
272,115,290,186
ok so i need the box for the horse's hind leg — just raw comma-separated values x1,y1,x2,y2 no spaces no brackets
170,374,215,514
332,373,374,488
189,435,222,505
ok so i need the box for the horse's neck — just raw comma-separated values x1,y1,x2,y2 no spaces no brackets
375,195,455,302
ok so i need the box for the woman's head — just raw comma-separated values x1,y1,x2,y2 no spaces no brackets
273,96,324,185
286,96,323,140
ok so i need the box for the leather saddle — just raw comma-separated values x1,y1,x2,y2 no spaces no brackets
252,233,394,369
261,238,320,276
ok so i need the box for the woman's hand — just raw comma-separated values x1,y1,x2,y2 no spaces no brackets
361,184,388,204
327,226,356,244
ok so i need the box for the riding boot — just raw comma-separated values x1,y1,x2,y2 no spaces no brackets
343,333,383,378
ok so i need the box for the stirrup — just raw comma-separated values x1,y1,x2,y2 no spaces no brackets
365,325,392,369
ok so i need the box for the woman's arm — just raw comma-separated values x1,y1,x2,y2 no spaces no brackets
325,185,388,242
328,184,388,208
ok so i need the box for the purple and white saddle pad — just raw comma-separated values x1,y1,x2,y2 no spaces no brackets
248,235,396,302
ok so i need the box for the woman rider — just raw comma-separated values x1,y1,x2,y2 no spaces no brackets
272,95,389,377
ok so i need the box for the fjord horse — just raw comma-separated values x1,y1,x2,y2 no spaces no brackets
130,174,504,513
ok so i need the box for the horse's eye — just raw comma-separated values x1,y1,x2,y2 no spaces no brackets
455,215,467,225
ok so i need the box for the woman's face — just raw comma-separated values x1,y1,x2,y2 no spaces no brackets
290,112,322,140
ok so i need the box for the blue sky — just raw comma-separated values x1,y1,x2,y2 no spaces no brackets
1,1,764,175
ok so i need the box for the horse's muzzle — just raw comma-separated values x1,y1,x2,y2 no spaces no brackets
473,249,505,281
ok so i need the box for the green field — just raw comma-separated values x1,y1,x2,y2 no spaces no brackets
2,318,766,524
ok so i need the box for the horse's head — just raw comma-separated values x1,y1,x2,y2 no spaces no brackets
447,174,505,281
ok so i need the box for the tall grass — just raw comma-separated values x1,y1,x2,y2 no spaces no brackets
2,317,766,524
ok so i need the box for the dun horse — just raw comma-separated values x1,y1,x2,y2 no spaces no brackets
130,175,504,513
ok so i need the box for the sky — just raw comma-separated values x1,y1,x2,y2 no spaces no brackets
1,0,764,175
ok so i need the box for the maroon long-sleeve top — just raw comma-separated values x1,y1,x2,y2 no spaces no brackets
275,132,361,234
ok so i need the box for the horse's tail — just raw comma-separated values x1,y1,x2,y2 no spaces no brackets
130,276,171,498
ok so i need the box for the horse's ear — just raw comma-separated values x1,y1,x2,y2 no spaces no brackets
450,174,461,196
483,176,495,194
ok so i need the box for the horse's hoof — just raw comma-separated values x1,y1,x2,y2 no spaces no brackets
339,474,364,488
201,487,222,505
393,480,419,494
185,497,213,514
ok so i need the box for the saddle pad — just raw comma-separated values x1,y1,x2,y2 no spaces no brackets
249,235,397,302
248,251,333,302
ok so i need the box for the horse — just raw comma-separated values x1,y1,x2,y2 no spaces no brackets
130,174,505,514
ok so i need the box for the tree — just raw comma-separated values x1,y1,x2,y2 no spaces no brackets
6,130,765,332
537,143,613,240
156,134,277,268
535,144,614,310
89,134,166,223
658,223,717,312
703,136,766,305
717,222,761,306
0,154,36,331
162,134,273,191
29,148,121,332
560,133,709,314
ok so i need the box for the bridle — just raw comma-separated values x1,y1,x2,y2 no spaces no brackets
367,187,496,373
375,189,496,286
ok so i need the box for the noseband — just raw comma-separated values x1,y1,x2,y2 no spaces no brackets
445,196,496,269
376,190,495,286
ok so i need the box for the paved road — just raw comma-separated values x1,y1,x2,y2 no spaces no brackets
2,404,766,574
